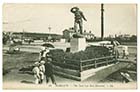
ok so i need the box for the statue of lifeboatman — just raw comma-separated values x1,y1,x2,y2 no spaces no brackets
71,7,87,35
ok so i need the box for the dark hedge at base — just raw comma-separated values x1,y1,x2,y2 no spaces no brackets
50,46,111,63
49,49,65,62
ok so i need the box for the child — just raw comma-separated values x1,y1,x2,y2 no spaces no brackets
32,62,40,84
39,60,45,84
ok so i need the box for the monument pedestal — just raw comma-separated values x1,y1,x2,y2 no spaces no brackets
70,37,86,53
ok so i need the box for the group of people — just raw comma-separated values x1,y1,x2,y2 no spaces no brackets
32,47,56,85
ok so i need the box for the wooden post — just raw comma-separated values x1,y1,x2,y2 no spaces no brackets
80,60,83,72
114,55,118,64
105,58,108,66
94,60,97,68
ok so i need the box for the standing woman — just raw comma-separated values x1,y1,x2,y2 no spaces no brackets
111,40,120,59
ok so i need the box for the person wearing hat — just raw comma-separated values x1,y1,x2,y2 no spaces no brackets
32,62,40,84
45,58,56,85
39,60,46,84
39,47,50,61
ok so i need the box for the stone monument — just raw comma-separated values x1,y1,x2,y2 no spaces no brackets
70,7,87,53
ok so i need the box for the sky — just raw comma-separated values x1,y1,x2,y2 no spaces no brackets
3,3,137,37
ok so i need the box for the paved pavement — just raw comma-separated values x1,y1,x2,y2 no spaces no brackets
3,62,135,89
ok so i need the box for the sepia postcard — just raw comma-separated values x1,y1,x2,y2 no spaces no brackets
2,3,137,89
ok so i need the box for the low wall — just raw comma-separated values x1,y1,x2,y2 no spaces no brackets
52,55,116,81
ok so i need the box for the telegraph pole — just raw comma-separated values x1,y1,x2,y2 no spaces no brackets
101,3,104,40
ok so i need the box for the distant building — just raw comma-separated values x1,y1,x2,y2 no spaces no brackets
11,32,62,42
83,30,95,40
63,28,95,41
117,34,131,41
63,28,75,41
108,35,114,38
12,32,23,39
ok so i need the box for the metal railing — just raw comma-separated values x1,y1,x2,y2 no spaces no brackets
52,55,116,72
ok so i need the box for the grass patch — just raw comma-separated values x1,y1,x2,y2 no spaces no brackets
3,51,39,75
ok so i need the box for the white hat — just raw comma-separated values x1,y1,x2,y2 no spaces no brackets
40,60,45,64
34,62,40,66
41,47,46,50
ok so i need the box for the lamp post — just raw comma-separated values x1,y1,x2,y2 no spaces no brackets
48,26,52,42
48,26,51,33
